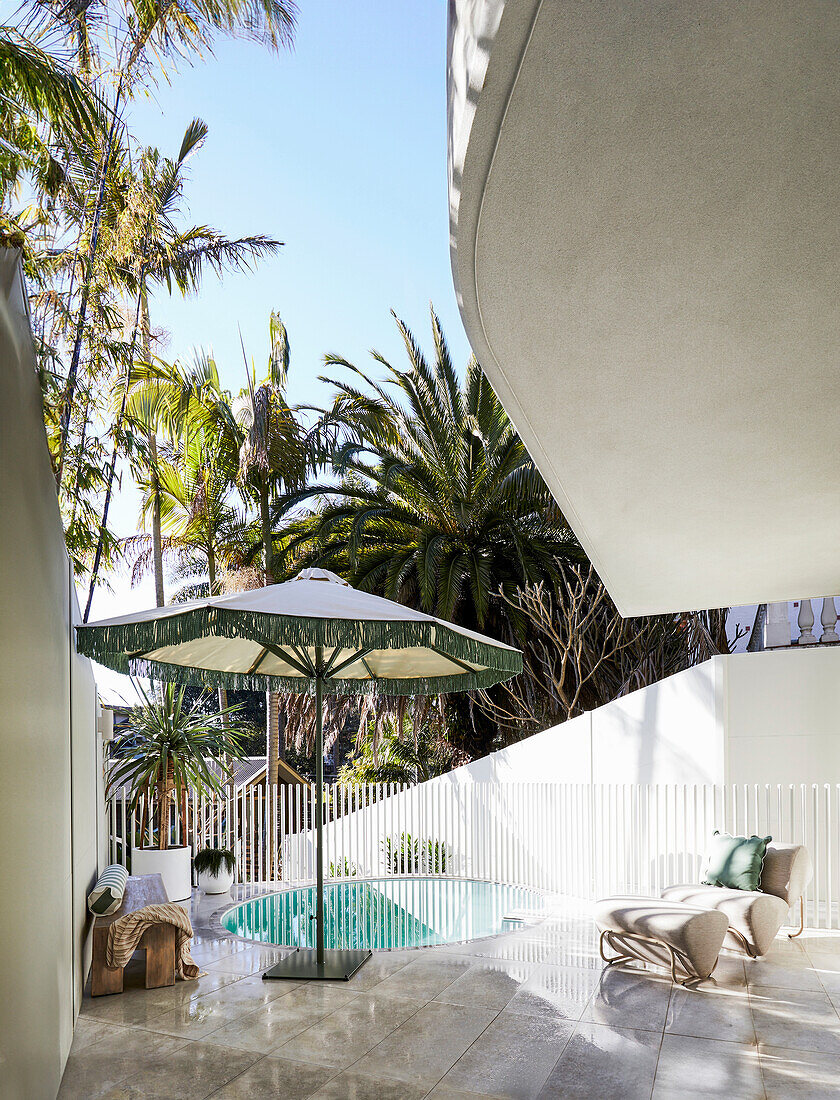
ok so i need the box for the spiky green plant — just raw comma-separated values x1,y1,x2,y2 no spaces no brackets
108,681,246,850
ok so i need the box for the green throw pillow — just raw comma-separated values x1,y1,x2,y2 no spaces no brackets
702,831,771,891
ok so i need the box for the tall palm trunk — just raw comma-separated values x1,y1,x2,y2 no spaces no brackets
259,478,283,785
207,542,217,595
140,282,165,606
56,80,125,488
267,691,280,786
208,549,230,736
83,283,144,620
260,480,274,584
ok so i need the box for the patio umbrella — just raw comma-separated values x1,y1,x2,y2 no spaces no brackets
77,568,522,980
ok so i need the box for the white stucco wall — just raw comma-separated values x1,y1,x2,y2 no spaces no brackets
448,0,840,616
724,647,840,785
0,250,103,1098
431,647,839,790
430,660,725,788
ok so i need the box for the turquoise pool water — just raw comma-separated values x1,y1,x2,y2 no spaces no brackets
222,877,545,950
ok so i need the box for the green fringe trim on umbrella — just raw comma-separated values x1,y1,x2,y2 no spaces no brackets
75,607,522,677
90,653,519,697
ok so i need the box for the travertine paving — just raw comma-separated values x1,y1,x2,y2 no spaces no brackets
59,887,840,1098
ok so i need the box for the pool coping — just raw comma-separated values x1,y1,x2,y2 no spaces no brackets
205,875,559,954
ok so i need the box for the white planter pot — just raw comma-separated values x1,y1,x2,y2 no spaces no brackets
132,845,192,902
197,868,234,895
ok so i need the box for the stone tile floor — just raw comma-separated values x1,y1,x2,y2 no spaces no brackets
59,886,840,1099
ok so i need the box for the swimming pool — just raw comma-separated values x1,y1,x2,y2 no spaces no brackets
222,877,546,950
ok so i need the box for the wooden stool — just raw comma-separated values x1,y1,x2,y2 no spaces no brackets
91,873,178,996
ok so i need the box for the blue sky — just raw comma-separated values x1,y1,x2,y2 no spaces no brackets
92,0,470,628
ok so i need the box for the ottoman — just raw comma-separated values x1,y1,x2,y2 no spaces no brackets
595,895,729,986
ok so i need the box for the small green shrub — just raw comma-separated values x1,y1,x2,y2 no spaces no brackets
383,832,448,874
193,847,236,877
329,858,360,878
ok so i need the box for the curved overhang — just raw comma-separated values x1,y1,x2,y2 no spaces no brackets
448,0,840,615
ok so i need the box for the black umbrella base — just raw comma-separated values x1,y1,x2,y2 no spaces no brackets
262,948,372,982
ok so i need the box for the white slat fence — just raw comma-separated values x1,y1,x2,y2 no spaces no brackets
107,782,840,928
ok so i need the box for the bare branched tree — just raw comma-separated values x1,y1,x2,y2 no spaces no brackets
477,563,747,735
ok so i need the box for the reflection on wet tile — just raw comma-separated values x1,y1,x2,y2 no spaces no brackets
311,1067,429,1100
278,991,421,1068
120,1039,259,1098
665,984,755,1044
746,956,822,992
506,963,601,1021
207,984,358,1053
441,1009,572,1098
59,1030,187,1099
211,1054,337,1098
760,1044,840,1099
583,966,672,1032
188,938,251,964
202,944,288,975
471,936,558,964
343,951,415,991
138,995,244,1040
540,1021,660,1099
653,1033,763,1099
353,1001,497,1088
752,986,840,1054
68,1018,127,1054
189,972,301,1012
63,891,840,1100
807,952,840,994
373,954,476,1001
435,959,535,1009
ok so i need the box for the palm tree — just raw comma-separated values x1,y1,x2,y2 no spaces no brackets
124,118,280,607
0,20,92,121
280,308,583,632
274,309,583,757
83,122,282,616
0,18,98,199
108,681,245,850
126,422,245,599
123,318,313,784
53,0,298,477
235,313,310,583
235,313,310,784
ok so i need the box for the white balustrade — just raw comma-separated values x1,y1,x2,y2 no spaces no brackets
798,598,817,644
762,597,840,648
821,597,839,643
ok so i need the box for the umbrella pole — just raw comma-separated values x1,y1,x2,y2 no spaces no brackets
263,644,371,982
314,652,325,967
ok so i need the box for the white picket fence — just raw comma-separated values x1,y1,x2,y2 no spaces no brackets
107,781,840,928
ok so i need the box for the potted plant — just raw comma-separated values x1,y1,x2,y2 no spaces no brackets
194,847,236,894
107,681,244,902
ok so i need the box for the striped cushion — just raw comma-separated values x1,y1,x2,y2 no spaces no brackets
88,864,129,916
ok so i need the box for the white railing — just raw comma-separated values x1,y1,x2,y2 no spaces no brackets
107,781,840,928
763,598,840,648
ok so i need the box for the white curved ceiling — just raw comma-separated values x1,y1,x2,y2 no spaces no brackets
449,0,840,615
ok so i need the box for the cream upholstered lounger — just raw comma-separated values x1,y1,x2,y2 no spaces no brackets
661,842,812,958
595,896,729,986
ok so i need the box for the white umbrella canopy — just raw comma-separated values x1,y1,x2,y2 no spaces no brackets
77,568,522,695
78,568,522,981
